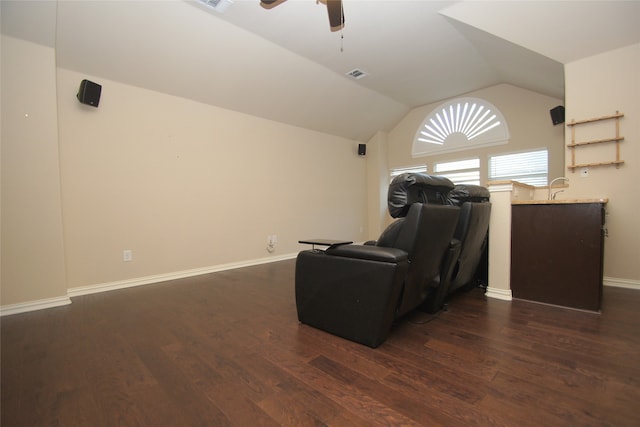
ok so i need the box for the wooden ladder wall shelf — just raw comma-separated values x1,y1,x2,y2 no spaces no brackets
566,111,625,171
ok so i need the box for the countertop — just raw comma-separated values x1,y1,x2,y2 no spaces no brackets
512,198,608,205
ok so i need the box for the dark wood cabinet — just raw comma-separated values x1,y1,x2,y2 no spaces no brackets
511,202,606,311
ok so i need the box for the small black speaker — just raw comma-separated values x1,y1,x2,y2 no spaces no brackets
550,105,565,125
77,79,102,107
358,144,366,156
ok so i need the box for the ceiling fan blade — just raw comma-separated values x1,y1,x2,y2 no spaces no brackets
260,0,288,10
326,0,344,32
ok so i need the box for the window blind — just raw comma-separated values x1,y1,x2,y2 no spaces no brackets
390,165,427,178
434,158,480,185
489,149,548,186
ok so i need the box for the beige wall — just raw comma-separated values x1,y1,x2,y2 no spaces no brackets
1,35,68,306
386,83,565,183
564,43,640,283
365,131,390,240
1,35,368,308
56,69,368,290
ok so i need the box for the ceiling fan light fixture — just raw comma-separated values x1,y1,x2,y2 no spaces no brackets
325,0,345,32
346,69,368,80
260,0,288,10
261,0,345,32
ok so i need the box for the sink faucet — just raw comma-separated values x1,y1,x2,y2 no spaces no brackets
548,177,569,200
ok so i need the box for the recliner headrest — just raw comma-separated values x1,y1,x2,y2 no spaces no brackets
446,184,491,206
388,173,455,218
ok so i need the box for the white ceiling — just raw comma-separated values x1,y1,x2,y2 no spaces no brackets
2,0,639,141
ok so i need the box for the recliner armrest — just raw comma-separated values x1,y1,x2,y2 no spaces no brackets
295,249,410,347
326,244,408,263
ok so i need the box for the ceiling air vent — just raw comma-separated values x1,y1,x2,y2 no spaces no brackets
200,0,233,13
346,69,368,80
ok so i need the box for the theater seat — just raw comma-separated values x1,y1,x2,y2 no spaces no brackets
422,184,491,313
295,173,460,347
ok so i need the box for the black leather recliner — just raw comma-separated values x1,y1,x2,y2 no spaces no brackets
422,184,491,312
295,173,460,348
447,184,491,293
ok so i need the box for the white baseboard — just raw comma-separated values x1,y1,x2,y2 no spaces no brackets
1,253,297,316
603,276,640,290
483,277,639,303
9,259,634,316
67,252,298,297
485,286,513,301
0,295,72,317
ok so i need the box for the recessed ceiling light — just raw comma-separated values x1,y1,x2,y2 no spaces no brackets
346,69,368,80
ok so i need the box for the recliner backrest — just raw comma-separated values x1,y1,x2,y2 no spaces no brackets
375,201,425,254
446,184,491,206
389,203,460,317
446,184,491,292
450,202,491,290
388,173,455,218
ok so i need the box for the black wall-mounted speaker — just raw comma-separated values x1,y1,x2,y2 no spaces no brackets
358,144,366,156
550,105,565,125
77,79,102,107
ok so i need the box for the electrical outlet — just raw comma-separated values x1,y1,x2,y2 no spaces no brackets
123,249,133,262
266,235,277,253
581,168,589,178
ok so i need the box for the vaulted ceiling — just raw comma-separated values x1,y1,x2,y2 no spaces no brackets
2,1,639,141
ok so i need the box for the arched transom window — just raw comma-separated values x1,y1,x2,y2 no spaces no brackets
412,97,510,157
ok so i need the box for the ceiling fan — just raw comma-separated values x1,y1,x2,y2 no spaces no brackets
260,0,345,32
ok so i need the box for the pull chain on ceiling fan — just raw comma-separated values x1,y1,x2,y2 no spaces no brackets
260,0,345,32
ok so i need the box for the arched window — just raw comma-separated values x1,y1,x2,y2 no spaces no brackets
412,97,510,157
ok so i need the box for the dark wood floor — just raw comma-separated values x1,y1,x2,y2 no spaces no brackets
2,259,639,426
